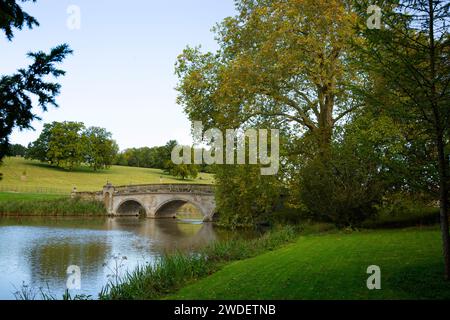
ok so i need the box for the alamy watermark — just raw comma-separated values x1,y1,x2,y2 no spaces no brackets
366,265,381,290
67,5,81,30
171,121,280,176
367,5,382,30
66,265,81,290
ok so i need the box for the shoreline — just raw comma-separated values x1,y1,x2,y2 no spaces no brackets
0,194,106,216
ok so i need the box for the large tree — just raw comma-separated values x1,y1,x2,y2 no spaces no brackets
357,0,450,279
0,0,72,161
27,122,117,171
32,121,86,170
176,0,364,155
175,0,366,226
83,127,119,171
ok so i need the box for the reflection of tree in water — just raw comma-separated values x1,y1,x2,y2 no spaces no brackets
28,239,109,284
110,217,221,252
177,221,204,236
0,216,110,229
156,201,204,219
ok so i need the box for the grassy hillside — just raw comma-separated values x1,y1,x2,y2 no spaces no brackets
0,157,214,193
170,227,450,300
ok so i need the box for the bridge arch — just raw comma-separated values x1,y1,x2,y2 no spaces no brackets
153,198,206,219
116,198,147,216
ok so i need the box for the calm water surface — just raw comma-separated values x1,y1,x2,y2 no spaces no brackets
0,217,250,300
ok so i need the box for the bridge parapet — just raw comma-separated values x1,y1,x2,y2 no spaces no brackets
112,184,215,195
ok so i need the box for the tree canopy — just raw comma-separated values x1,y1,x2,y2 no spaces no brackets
26,122,118,171
0,0,39,41
0,1,72,162
176,0,365,155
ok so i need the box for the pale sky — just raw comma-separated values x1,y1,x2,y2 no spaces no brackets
0,0,236,150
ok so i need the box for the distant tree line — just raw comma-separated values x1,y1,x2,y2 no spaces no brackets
114,141,210,180
114,140,177,169
26,121,118,171
19,129,208,179
6,144,27,157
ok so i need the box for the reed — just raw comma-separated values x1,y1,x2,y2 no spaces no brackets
0,194,106,216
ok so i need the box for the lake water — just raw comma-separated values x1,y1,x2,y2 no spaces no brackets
0,217,247,300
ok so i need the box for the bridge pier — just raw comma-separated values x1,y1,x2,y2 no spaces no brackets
103,183,115,215
202,215,214,223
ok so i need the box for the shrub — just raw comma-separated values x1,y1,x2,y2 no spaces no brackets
298,155,383,227
362,195,440,228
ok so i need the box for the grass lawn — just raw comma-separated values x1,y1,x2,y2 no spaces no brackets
0,192,65,202
0,157,214,193
170,227,450,300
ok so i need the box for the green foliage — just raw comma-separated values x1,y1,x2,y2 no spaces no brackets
114,140,177,169
288,111,408,226
174,0,367,227
47,121,85,169
83,127,119,171
0,44,72,160
176,0,363,152
0,0,39,41
354,0,450,275
363,194,440,229
164,161,199,180
26,122,118,171
173,0,448,233
0,195,106,216
214,164,283,228
114,142,212,177
297,156,381,227
13,284,92,301
6,144,27,157
354,0,450,197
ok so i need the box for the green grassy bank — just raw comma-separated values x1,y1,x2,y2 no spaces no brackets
0,157,214,193
0,192,106,216
170,227,450,300
100,226,298,300
100,226,450,300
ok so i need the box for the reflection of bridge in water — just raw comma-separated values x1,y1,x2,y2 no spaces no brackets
74,184,217,222
106,218,220,252
18,217,223,298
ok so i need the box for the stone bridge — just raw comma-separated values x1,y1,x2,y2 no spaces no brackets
73,183,216,222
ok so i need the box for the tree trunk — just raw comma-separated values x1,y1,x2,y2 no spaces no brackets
437,132,450,280
317,91,334,159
